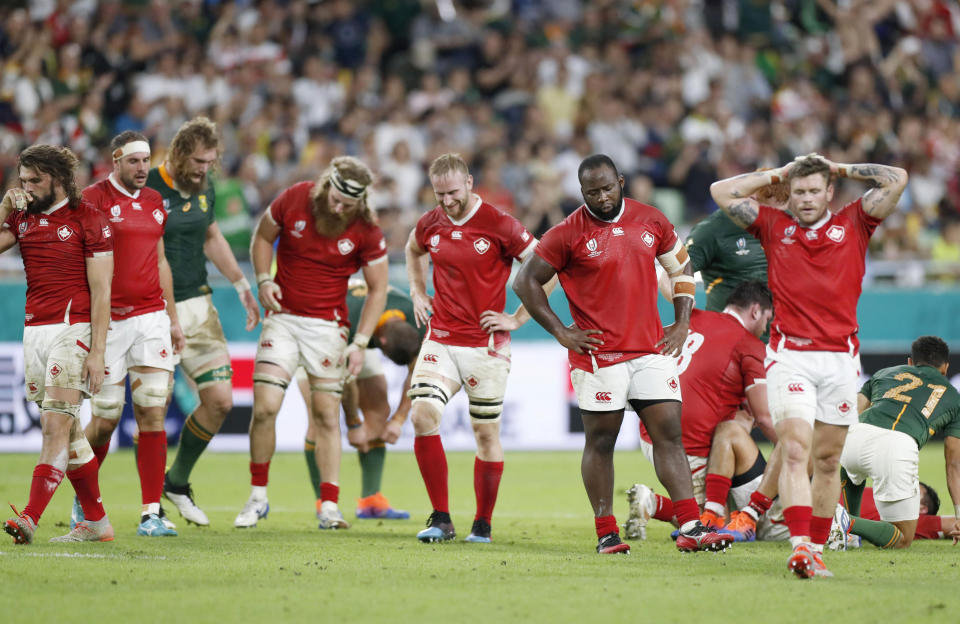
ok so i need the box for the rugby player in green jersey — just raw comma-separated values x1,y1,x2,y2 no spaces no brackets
148,117,261,526
298,280,424,520
839,335,960,548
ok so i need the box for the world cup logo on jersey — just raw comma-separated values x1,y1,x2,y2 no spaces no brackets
57,226,72,241
784,225,796,236
826,225,845,243
474,237,490,254
18,222,26,235
586,238,597,252
430,234,440,247
292,220,306,238
337,238,355,255
110,205,122,221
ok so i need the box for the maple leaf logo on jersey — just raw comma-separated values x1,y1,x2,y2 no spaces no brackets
153,209,164,225
641,231,655,247
338,238,355,255
474,237,490,254
826,225,845,242
50,363,62,377
57,226,73,241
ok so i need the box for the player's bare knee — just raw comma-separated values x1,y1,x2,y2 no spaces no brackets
780,437,809,467
411,407,441,436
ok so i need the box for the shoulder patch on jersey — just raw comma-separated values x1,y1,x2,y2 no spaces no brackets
473,237,490,254
57,225,73,241
640,231,655,247
102,225,112,238
153,209,164,225
826,224,845,242
338,238,355,255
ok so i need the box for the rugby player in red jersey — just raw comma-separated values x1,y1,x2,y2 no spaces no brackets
2,145,114,544
514,154,732,555
80,132,185,537
711,154,908,577
405,153,552,544
237,156,388,531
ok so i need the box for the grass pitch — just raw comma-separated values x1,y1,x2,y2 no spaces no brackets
1,446,957,624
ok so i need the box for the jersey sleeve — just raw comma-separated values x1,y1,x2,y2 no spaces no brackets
80,185,103,211
738,336,767,391
83,208,114,257
745,204,776,243
654,211,680,255
842,198,883,239
914,515,944,540
535,222,568,272
267,187,291,228
685,222,715,273
942,404,960,440
3,211,19,238
414,212,431,251
498,212,535,260
359,224,388,265
859,377,874,402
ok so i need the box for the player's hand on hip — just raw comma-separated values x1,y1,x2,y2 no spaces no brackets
241,288,262,330
382,418,403,444
170,321,186,355
411,291,433,328
257,280,283,314
346,423,370,452
656,320,690,357
480,310,519,333
556,325,603,355
1,188,31,213
82,351,106,396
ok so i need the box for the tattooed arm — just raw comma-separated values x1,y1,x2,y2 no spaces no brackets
825,161,908,220
709,163,794,229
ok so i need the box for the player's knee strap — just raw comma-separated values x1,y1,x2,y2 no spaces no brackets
68,431,95,468
194,364,233,390
469,398,503,421
309,380,343,396
408,382,449,415
40,398,80,418
253,372,289,390
91,383,126,421
657,238,691,275
129,370,170,408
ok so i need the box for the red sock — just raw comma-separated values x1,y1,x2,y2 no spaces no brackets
595,514,619,538
810,514,832,545
473,457,504,523
66,459,106,521
783,505,812,539
672,497,699,526
250,461,270,487
93,442,110,468
414,435,448,513
748,490,774,516
136,431,166,506
704,473,732,508
22,464,65,524
320,482,339,504
653,494,675,522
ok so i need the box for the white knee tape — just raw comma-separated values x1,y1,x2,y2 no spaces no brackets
408,381,449,416
41,398,80,418
129,370,171,408
68,433,95,469
253,372,290,390
469,398,503,421
92,383,126,421
309,380,343,396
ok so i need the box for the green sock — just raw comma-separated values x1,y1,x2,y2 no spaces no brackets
850,516,902,548
840,467,864,515
359,445,386,498
304,439,322,499
166,414,214,486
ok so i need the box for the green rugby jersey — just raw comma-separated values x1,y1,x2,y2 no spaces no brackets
346,282,426,348
686,210,767,312
859,364,960,449
146,164,217,302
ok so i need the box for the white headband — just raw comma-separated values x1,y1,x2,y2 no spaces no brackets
112,140,151,161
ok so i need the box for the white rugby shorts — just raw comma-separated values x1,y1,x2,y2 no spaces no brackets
765,347,860,427
23,322,93,402
175,294,230,377
410,338,511,422
256,313,348,380
104,310,174,384
841,422,921,522
571,353,681,412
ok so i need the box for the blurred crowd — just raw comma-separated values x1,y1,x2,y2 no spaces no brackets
1,0,959,281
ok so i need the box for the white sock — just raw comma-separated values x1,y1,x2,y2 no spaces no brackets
144,502,160,516
705,501,725,516
251,486,268,500
743,506,760,522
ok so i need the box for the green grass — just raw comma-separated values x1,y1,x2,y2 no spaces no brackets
1,445,957,623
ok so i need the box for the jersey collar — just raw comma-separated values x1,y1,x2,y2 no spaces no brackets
445,193,482,226
43,197,70,215
108,173,141,199
799,210,832,231
723,307,748,329
585,199,625,224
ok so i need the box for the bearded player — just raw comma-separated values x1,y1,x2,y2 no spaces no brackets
236,156,388,530
711,154,908,578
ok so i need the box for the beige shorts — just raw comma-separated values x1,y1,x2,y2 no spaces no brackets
23,322,93,402
638,437,706,505
294,348,383,386
256,313,348,380
841,422,922,522
410,339,510,423
175,294,230,378
766,347,861,427
571,354,681,412
104,310,174,384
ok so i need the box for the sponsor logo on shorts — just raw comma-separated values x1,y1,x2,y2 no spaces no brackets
838,400,852,414
641,231,655,247
466,376,479,388
595,391,612,402
668,377,679,392
57,225,73,241
788,382,805,393
159,348,168,359
260,340,273,348
132,202,142,211
50,363,62,377
337,238,355,255
28,382,38,393
423,354,439,364
452,231,462,240
153,209,164,225
826,225,845,242
612,227,624,236
474,237,491,254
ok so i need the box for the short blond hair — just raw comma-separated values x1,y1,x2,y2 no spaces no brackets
428,153,470,180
